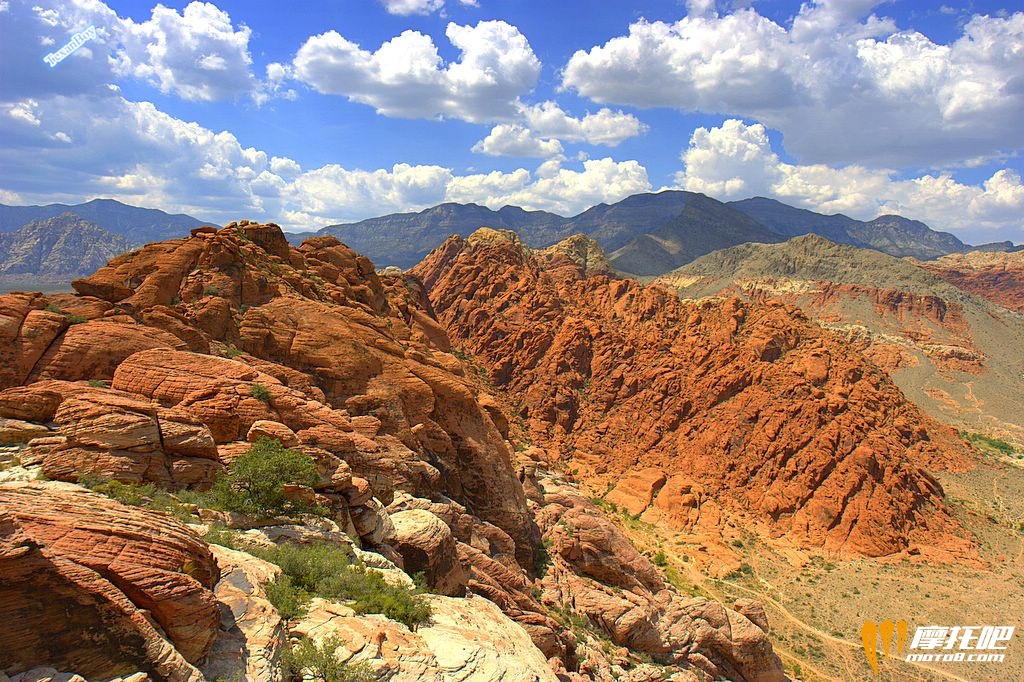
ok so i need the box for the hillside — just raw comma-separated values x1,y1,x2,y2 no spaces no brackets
412,229,975,558
0,214,138,290
608,194,782,276
915,249,1024,314
0,221,785,682
656,235,1024,442
0,198,214,244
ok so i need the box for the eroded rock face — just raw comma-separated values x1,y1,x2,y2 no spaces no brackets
411,230,974,558
0,481,219,680
536,481,785,682
389,509,467,596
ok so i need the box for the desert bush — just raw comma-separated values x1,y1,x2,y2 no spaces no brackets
251,382,272,402
254,542,432,629
208,437,318,519
281,636,374,682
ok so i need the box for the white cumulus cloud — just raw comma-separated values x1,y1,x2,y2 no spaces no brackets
675,119,1024,243
471,124,564,158
292,20,540,123
562,3,1024,168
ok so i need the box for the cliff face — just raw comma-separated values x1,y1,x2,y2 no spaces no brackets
0,222,785,682
412,231,975,559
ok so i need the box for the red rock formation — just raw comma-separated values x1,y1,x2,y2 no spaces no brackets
916,250,1024,314
0,481,219,680
411,231,975,558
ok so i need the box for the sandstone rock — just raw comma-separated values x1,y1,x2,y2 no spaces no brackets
28,320,187,383
292,594,558,681
247,419,299,447
412,233,975,558
605,468,667,517
0,386,61,422
0,481,219,680
0,419,49,445
390,509,467,597
201,545,285,682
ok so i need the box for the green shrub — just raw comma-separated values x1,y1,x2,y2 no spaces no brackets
251,382,272,402
208,438,318,519
534,537,553,577
203,285,222,296
88,379,106,388
80,478,196,522
64,313,88,324
265,575,309,620
222,346,245,359
281,636,374,682
653,550,668,567
253,542,432,630
44,303,62,313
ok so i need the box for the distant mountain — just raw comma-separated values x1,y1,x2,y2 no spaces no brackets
0,198,214,244
727,197,968,259
307,203,565,268
304,191,992,273
607,194,782,276
0,213,137,287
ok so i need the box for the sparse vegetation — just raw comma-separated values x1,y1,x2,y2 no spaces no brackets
534,537,553,577
88,379,106,388
44,303,62,313
251,382,272,402
253,542,432,629
203,285,222,296
963,431,1018,457
79,478,195,522
281,636,374,682
652,549,668,567
208,437,319,520
64,313,88,324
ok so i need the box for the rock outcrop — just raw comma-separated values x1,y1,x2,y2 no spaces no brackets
0,481,219,680
411,229,975,558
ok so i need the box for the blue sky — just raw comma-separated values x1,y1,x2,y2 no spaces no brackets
0,0,1022,243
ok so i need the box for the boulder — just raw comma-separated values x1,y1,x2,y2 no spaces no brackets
389,509,467,597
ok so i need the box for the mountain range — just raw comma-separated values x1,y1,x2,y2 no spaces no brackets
301,191,1020,272
0,198,214,244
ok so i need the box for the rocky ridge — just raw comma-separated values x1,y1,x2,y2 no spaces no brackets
0,221,784,681
412,230,976,560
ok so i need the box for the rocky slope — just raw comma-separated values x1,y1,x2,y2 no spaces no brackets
916,249,1024,314
0,222,784,681
0,213,138,286
412,229,976,560
655,235,1024,442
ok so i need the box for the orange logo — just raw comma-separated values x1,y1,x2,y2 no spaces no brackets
861,620,908,674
